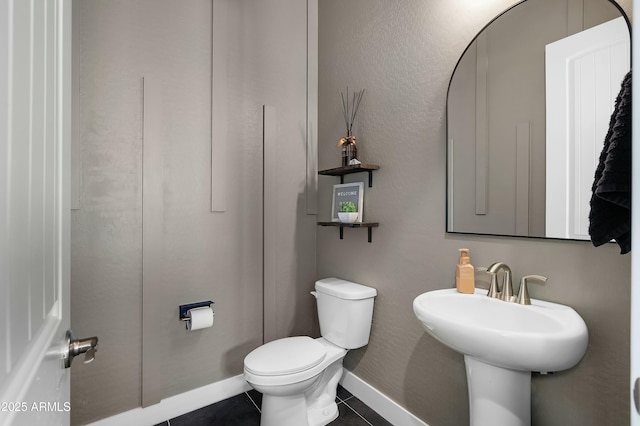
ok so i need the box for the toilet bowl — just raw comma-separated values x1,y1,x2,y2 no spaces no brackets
243,278,377,426
245,337,347,426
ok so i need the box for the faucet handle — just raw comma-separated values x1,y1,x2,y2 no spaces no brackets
516,275,547,305
475,267,500,297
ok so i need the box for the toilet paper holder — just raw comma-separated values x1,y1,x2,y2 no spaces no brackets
179,301,214,322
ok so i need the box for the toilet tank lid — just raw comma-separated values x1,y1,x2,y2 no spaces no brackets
315,278,377,300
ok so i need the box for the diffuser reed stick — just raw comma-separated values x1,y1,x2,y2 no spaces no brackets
340,88,365,137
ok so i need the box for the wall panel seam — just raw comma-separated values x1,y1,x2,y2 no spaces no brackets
211,0,227,213
305,0,318,215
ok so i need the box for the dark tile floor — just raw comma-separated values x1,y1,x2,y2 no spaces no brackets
155,385,392,426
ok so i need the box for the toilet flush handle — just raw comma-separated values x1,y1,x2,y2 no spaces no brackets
310,291,318,299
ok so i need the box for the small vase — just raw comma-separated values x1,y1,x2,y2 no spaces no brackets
341,137,358,167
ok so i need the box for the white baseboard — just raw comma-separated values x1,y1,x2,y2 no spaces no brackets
340,370,429,426
87,374,251,426
87,370,427,426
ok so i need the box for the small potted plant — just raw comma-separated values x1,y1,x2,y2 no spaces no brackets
338,201,359,223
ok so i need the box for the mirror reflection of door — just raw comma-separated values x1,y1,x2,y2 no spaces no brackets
446,0,629,239
545,17,629,240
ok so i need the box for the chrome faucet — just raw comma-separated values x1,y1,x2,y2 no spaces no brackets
487,262,514,302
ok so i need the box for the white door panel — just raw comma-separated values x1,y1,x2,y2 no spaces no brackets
0,1,73,425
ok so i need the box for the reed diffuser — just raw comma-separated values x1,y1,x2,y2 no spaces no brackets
338,88,365,166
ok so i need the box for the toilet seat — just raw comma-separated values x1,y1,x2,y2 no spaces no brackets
244,337,347,387
244,336,326,376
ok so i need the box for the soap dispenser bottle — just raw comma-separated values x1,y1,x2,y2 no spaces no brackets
456,248,475,294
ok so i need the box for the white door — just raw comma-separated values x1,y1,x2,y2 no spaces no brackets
545,17,630,239
0,1,78,425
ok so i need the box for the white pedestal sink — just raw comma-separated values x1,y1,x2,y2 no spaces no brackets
413,288,588,426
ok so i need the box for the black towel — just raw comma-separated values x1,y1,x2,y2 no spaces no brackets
589,70,632,254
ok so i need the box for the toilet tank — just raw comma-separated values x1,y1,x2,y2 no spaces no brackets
314,278,377,349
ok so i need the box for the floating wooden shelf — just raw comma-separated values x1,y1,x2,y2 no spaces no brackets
318,164,380,187
317,221,379,243
318,164,380,242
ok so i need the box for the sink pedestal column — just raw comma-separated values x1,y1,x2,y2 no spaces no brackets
464,356,531,426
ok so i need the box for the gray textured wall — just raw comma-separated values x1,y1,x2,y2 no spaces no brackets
317,1,632,425
71,0,315,423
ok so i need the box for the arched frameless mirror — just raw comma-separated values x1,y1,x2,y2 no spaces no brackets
446,0,630,239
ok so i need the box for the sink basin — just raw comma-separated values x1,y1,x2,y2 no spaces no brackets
413,288,588,426
413,288,588,372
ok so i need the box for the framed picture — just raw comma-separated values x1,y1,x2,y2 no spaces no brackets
331,182,364,222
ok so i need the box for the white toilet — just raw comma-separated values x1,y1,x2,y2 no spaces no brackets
243,277,377,426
